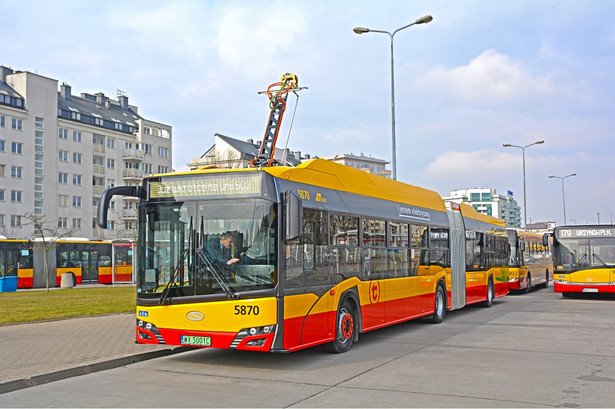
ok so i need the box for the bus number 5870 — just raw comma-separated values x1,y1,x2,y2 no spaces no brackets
234,305,259,315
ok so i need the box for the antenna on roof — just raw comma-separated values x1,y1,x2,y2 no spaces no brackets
117,89,127,98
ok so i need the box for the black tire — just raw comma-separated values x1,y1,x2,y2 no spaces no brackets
327,298,357,353
482,277,494,307
540,271,549,289
431,283,446,323
524,273,532,294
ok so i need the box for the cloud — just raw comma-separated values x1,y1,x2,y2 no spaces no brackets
413,49,566,105
212,4,307,78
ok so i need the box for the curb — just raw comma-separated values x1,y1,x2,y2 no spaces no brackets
0,346,192,395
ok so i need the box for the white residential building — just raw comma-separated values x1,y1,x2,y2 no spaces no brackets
443,187,521,228
0,66,172,240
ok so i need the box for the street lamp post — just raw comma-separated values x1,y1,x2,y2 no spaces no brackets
548,173,577,225
354,15,433,180
502,140,544,228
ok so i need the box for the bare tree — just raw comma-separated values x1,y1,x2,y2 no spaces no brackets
23,213,75,292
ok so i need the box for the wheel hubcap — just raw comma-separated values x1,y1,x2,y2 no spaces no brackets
339,309,353,340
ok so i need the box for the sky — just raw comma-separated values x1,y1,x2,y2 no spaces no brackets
3,0,615,226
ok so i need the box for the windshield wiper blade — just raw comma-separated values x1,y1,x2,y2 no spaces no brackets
195,248,238,299
159,248,190,305
569,253,587,273
593,253,608,268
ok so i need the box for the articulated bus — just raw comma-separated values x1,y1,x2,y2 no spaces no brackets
0,238,134,288
98,158,508,353
507,229,552,292
552,225,615,296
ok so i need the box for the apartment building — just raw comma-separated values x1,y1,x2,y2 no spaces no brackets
321,153,391,178
0,66,172,240
443,187,522,228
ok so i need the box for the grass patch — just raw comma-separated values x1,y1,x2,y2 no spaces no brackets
0,286,136,325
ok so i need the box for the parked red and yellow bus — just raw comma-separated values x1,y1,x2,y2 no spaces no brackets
98,158,508,353
552,225,615,295
0,239,34,288
1,238,133,288
507,229,552,292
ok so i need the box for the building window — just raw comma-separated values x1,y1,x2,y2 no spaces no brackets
0,140,5,152
72,174,82,185
35,117,44,129
0,164,4,177
72,196,82,207
106,138,115,149
72,131,82,142
107,179,115,188
157,165,168,174
72,218,82,229
58,195,68,207
59,172,68,184
142,143,153,155
11,190,22,203
158,147,169,158
0,116,4,127
11,166,22,179
93,134,104,145
0,190,4,201
72,152,82,164
59,150,69,162
0,214,3,227
106,159,115,169
58,217,67,229
11,215,21,227
58,128,68,140
11,142,23,154
11,118,23,130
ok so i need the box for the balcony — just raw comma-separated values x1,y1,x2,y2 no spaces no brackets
92,164,106,176
92,185,106,196
123,168,145,182
123,149,144,161
93,144,106,154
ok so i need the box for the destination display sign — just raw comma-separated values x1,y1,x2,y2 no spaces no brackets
397,204,431,222
149,173,261,199
556,227,615,239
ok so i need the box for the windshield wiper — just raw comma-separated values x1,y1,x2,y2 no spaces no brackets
195,248,238,299
569,253,588,274
592,253,608,268
160,247,190,305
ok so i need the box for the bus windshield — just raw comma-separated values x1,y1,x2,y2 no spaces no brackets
554,237,615,271
137,198,277,300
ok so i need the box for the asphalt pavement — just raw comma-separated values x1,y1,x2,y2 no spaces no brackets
0,312,187,394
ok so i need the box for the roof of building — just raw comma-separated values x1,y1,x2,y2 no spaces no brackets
58,92,142,129
0,81,23,99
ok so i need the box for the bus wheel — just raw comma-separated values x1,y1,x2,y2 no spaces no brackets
525,273,532,293
482,277,494,308
541,271,549,288
328,299,356,353
431,283,446,323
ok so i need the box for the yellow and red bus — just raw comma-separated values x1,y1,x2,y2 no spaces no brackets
507,229,552,292
552,225,615,296
0,239,34,288
98,158,508,353
0,238,133,288
55,239,113,286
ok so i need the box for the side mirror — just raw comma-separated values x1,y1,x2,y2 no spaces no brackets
542,233,550,247
97,186,145,228
284,191,302,241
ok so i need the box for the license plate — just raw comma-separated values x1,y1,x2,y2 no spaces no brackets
181,335,211,346
582,288,598,293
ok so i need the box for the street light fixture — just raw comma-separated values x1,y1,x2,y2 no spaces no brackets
502,140,544,228
548,173,577,225
353,15,433,180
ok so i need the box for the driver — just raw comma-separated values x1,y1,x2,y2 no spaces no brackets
204,232,240,273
